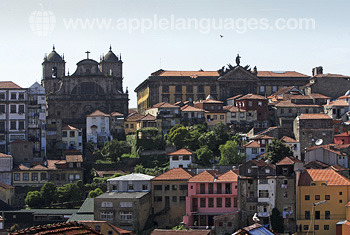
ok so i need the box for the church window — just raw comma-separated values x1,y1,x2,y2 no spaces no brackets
163,85,169,93
52,67,57,78
186,85,193,93
197,85,204,93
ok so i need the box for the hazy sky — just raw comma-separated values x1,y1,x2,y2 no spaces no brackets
1,0,350,107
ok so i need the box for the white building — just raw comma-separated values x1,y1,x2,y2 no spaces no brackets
86,110,112,147
257,176,276,218
107,173,154,192
62,125,83,152
0,82,27,154
280,136,301,160
243,135,273,161
168,148,193,169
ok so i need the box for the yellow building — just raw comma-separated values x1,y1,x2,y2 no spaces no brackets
0,182,14,206
297,169,350,235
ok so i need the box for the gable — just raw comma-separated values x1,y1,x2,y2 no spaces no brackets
218,66,259,81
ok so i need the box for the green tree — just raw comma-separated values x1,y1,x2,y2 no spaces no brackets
25,191,42,208
100,140,130,162
219,140,241,165
270,208,284,233
231,133,243,146
88,188,104,198
167,124,184,140
187,125,208,150
57,183,81,203
40,182,57,206
198,131,217,152
195,146,213,165
167,126,190,149
265,139,293,164
213,122,230,146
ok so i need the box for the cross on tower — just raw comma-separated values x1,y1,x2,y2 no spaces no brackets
85,51,90,59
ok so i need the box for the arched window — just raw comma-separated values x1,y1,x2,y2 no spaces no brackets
52,67,57,78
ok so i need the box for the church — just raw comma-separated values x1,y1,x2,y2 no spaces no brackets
42,46,129,130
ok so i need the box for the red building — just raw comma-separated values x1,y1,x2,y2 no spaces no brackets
235,94,269,127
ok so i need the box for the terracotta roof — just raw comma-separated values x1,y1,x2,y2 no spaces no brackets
189,170,238,182
227,94,243,100
0,153,12,158
233,223,277,235
153,70,219,77
335,131,350,137
328,164,347,172
276,156,302,165
0,81,22,89
255,126,278,136
62,125,79,130
140,114,156,121
66,155,83,163
152,102,179,108
304,160,330,169
168,148,193,155
314,73,350,78
311,93,330,99
110,112,124,117
257,71,309,77
306,144,344,155
251,135,273,140
298,113,332,120
87,110,110,117
280,136,298,143
299,169,350,186
274,100,321,108
223,105,240,112
152,168,195,181
180,105,204,112
0,181,14,189
125,113,145,122
325,100,349,107
195,99,223,104
243,140,261,148
247,159,276,170
79,221,131,234
338,95,350,100
151,229,211,235
270,86,295,95
236,94,267,100
9,222,102,235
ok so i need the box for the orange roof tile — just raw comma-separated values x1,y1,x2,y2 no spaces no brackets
325,100,349,107
243,140,261,148
0,181,14,189
87,110,110,117
314,73,350,78
299,169,350,186
140,114,156,121
298,113,332,120
110,111,124,117
154,70,219,77
257,71,309,77
216,170,238,182
126,113,145,122
227,94,243,100
0,81,22,89
0,153,12,158
274,100,321,108
223,105,242,112
276,156,302,165
280,136,298,143
152,102,179,108
152,168,195,181
195,99,223,104
304,160,330,169
251,135,273,140
151,229,211,235
180,105,204,112
189,170,238,182
236,94,267,100
168,148,193,156
311,93,330,99
335,131,350,137
66,155,83,163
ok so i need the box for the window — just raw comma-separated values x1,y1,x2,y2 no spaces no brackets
172,156,179,161
234,197,238,207
70,131,75,137
197,85,204,93
225,198,231,207
175,85,182,93
340,192,343,195
218,222,223,227
200,183,205,194
314,225,319,230
240,113,244,118
315,211,320,219
325,211,330,219
100,212,113,221
163,85,169,93
272,86,278,92
172,196,177,202
186,85,193,93
10,105,16,113
283,192,288,199
315,195,320,200
258,101,262,106
208,183,213,194
183,155,189,161
0,105,4,113
231,112,236,118
69,174,74,180
125,124,129,128
228,222,233,227
31,173,38,181
180,196,186,201
200,198,206,207
180,185,187,190
128,184,134,191
18,121,24,130
213,115,217,120
75,174,80,180
340,200,343,203
11,93,16,100
101,202,113,207
303,225,309,231
305,195,310,200
165,185,170,191
172,185,177,190
0,93,4,100
265,168,270,173
324,225,329,230
94,225,101,232
280,108,284,114
210,85,216,93
305,211,310,219
154,185,162,190
41,173,46,181
142,184,148,190
259,86,265,93
23,173,29,181
248,101,252,106
120,212,132,220
247,168,252,174
217,183,222,194
18,105,24,113
208,198,214,207
259,190,269,198
14,173,20,181
325,195,330,200
216,198,222,207
252,148,257,154
119,202,132,207
249,205,256,211
259,179,268,184
220,115,224,120
154,196,162,202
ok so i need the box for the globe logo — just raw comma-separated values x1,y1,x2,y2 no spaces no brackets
29,4,56,37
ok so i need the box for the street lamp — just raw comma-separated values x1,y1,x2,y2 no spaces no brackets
310,200,327,235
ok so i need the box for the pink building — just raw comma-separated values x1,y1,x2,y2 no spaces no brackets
183,170,238,228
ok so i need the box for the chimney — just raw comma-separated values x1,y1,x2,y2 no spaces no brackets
312,66,323,76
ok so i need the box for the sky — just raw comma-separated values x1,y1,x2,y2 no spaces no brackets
1,0,350,108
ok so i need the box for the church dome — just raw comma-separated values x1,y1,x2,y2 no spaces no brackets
103,46,119,62
47,48,63,62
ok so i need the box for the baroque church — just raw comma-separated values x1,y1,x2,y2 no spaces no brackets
42,46,129,130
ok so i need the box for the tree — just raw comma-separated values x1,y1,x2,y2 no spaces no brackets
40,182,57,206
88,188,104,198
167,126,190,149
100,140,130,162
195,146,213,165
213,122,230,147
265,139,293,164
270,208,284,233
25,191,42,208
219,140,242,165
187,125,208,151
198,131,217,152
57,183,81,203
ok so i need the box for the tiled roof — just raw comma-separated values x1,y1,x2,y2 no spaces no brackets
66,155,83,163
152,102,179,108
251,135,273,140
125,113,145,122
328,164,347,172
335,131,350,137
140,114,156,121
151,229,211,235
9,222,102,235
338,95,350,100
270,86,295,95
248,159,276,169
311,93,330,99
168,148,193,155
306,144,345,156
153,70,219,77
152,168,195,181
110,111,124,117
324,100,349,107
304,160,330,169
257,71,309,77
87,110,110,117
227,94,243,100
276,156,302,165
78,221,131,234
189,170,238,182
298,113,332,120
0,153,12,158
236,94,267,100
180,105,204,112
299,169,350,186
196,99,223,104
233,223,277,235
274,100,321,108
280,136,298,143
0,181,14,189
223,105,240,112
243,140,261,148
314,73,350,78
62,125,79,130
0,81,22,89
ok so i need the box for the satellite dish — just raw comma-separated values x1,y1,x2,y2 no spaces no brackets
315,139,323,146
